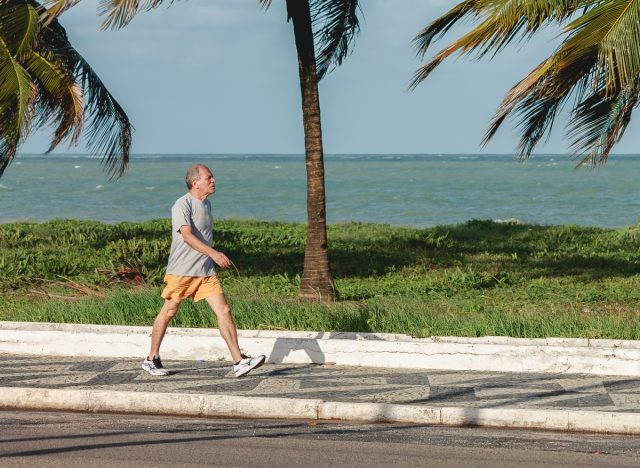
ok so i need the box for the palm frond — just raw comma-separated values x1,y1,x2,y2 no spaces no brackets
411,0,591,89
26,50,83,150
568,76,640,165
413,0,478,58
482,62,561,154
98,0,170,30
562,0,640,94
311,0,361,80
39,14,132,177
479,0,640,158
40,0,82,25
75,57,132,178
0,34,36,175
71,55,132,178
0,1,39,56
483,44,599,157
0,38,32,135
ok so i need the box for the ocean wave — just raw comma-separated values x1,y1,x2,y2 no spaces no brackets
494,217,527,225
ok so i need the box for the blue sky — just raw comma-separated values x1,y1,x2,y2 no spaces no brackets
21,0,639,155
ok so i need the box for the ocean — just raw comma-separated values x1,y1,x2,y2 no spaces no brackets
1,153,639,228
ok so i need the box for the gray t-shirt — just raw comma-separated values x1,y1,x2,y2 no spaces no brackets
165,193,216,276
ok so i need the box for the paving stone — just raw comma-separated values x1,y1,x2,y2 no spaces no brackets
542,393,615,408
425,386,477,403
299,377,388,389
85,371,142,386
603,379,640,393
67,360,120,372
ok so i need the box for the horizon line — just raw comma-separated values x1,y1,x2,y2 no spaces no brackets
17,152,640,157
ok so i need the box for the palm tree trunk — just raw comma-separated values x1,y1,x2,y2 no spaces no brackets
286,0,337,300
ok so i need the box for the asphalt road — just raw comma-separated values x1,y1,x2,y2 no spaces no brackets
0,411,639,467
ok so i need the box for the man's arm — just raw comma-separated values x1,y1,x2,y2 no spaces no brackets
179,225,231,269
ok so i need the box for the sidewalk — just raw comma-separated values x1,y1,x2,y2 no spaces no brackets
1,354,639,434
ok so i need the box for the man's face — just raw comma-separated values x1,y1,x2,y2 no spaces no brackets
195,168,216,196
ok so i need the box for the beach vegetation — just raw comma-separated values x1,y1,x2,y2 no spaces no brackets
1,218,639,340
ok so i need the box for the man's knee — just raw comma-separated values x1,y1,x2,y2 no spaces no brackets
207,297,232,321
204,294,229,313
161,300,180,320
216,303,232,320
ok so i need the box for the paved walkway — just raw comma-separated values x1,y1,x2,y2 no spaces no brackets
1,354,639,413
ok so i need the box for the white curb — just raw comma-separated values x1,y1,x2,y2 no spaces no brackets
1,321,639,376
1,387,639,435
0,387,321,420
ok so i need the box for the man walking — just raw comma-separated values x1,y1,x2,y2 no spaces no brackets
142,164,265,377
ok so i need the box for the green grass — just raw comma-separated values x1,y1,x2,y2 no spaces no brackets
1,218,640,339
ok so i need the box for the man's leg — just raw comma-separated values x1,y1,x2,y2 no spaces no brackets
205,293,243,363
149,299,181,359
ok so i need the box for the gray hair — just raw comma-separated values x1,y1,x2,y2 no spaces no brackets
185,164,208,189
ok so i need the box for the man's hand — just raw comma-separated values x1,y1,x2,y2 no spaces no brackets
179,225,232,269
211,250,231,269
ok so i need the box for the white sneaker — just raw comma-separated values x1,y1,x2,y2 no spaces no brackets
142,356,170,376
233,353,266,377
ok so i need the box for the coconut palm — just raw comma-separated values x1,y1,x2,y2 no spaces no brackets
277,0,361,300
45,0,361,300
0,0,131,178
411,0,640,166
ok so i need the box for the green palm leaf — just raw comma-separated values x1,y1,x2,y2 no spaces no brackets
411,0,592,89
40,0,82,25
311,0,361,80
562,0,640,93
0,35,36,174
413,0,477,58
483,48,596,149
98,0,168,29
26,50,83,149
568,78,640,165
0,0,39,56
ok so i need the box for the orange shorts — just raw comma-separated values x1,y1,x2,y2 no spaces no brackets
161,274,224,303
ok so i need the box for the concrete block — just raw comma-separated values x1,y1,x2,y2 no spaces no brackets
318,401,441,424
88,390,207,417
0,387,91,412
440,407,569,431
201,395,320,420
568,411,640,435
